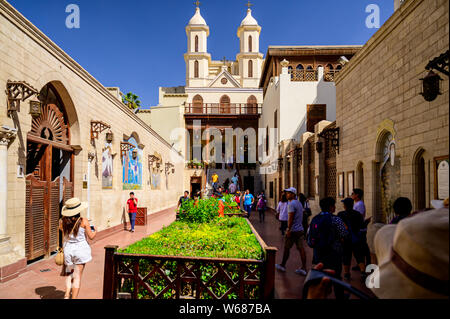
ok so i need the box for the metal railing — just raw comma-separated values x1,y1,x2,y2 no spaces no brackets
185,103,262,115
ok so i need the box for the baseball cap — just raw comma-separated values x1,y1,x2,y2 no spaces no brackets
283,187,297,194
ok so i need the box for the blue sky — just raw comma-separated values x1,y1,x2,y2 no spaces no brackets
9,0,393,107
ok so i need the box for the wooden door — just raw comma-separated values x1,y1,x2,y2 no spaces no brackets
325,137,336,199
25,175,46,260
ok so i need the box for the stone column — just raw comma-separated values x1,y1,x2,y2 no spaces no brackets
0,127,16,240
0,126,20,268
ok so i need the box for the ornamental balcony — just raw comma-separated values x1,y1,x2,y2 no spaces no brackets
184,103,262,116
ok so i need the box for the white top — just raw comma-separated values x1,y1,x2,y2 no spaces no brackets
353,200,366,220
277,201,289,221
188,7,207,26
240,9,258,26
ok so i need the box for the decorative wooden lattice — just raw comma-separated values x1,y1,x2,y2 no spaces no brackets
6,80,39,113
307,138,315,198
290,70,318,82
29,104,68,145
323,124,337,198
103,220,277,300
91,121,111,141
324,70,340,82
112,255,263,300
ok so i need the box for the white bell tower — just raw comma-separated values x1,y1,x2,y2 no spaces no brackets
185,2,211,87
236,2,263,88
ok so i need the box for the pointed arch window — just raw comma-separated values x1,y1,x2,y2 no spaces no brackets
248,35,253,52
194,60,199,78
296,64,304,70
248,60,253,78
195,35,199,52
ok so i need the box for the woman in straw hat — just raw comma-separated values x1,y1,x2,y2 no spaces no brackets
59,198,97,299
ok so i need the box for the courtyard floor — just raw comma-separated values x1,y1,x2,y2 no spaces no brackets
0,206,373,299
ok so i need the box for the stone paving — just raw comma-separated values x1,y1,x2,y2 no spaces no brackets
0,205,373,299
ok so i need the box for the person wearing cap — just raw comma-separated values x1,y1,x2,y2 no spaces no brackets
59,198,97,299
337,197,366,280
306,207,449,299
275,187,308,276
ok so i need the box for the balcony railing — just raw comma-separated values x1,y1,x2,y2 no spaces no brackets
289,69,318,82
324,70,341,82
288,69,341,82
185,103,262,115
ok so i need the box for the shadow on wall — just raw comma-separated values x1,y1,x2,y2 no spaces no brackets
35,286,65,299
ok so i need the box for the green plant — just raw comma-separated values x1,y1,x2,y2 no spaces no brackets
122,92,141,110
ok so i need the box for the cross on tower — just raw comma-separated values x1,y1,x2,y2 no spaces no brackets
246,1,253,9
194,0,201,7
222,57,227,65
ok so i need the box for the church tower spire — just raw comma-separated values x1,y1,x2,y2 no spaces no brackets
236,2,263,88
185,2,211,87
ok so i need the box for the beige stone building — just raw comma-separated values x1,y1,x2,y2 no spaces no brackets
334,0,449,225
0,1,184,282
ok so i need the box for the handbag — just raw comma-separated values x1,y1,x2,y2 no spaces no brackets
55,217,81,266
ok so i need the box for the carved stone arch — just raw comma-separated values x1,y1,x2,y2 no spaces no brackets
30,103,68,144
35,75,80,145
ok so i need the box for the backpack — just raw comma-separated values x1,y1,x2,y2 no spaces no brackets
307,213,334,249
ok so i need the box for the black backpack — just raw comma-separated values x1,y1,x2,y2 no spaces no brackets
307,213,334,249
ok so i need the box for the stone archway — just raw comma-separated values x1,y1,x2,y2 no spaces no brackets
412,147,426,211
25,82,76,261
375,129,401,223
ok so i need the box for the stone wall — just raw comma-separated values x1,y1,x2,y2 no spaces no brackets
335,0,449,221
0,1,184,268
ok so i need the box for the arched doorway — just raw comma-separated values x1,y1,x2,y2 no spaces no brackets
192,94,203,114
413,148,426,211
25,83,74,261
220,95,230,114
375,131,401,223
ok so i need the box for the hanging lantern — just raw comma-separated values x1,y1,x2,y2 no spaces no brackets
316,141,323,153
29,98,42,118
420,70,442,102
106,130,114,143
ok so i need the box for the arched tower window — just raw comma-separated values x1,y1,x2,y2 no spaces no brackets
327,64,334,71
248,35,253,52
194,60,199,78
195,35,199,52
296,64,304,70
248,60,253,78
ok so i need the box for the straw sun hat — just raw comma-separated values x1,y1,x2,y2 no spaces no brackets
61,198,88,217
369,208,449,299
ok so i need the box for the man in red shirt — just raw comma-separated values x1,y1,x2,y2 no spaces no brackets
126,192,138,232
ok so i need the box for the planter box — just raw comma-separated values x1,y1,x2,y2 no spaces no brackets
102,218,276,300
